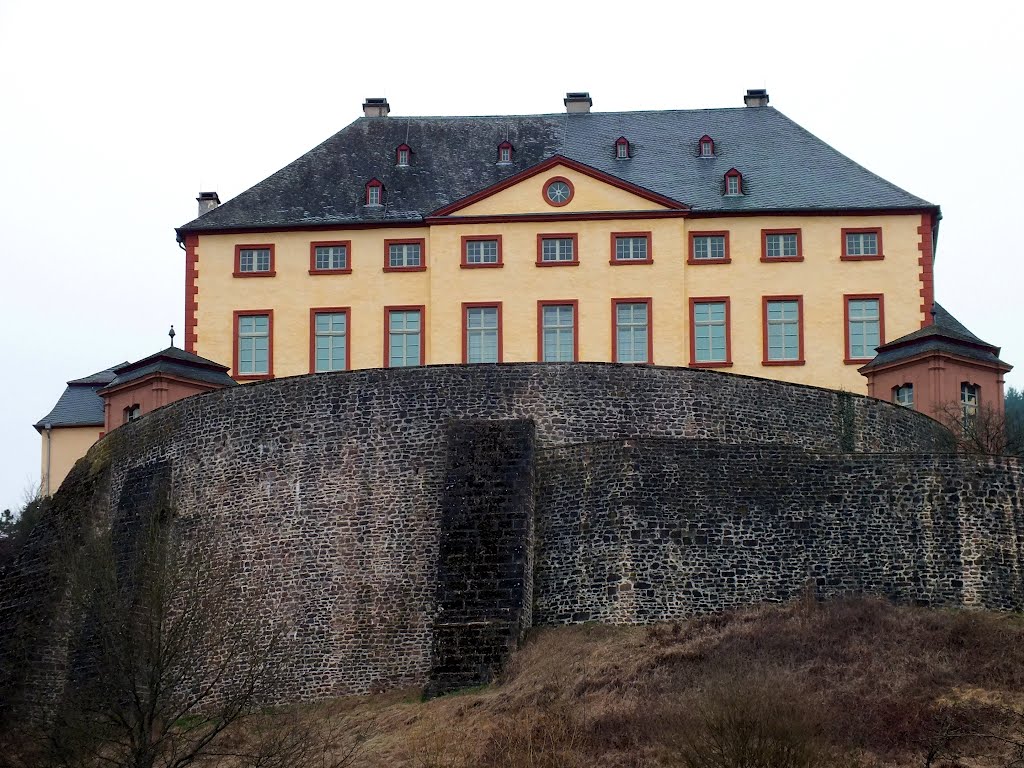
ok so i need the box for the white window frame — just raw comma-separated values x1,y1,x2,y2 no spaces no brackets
237,314,270,376
700,140,714,157
367,185,382,206
693,302,728,363
726,175,740,195
961,382,980,428
616,141,629,159
845,231,879,257
614,236,649,262
388,310,422,368
465,239,499,265
541,237,575,263
765,233,798,259
615,302,649,364
765,300,800,361
847,299,881,359
541,304,575,362
239,248,271,273
692,235,726,261
389,242,422,269
314,245,348,271
465,306,500,364
313,312,348,372
397,148,409,166
499,146,511,163
893,384,914,409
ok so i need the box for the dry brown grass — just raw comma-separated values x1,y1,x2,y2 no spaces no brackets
213,599,1024,768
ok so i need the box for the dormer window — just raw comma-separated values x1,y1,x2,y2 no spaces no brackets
396,144,411,167
615,137,630,159
724,168,743,196
497,141,513,164
365,178,384,206
699,135,715,157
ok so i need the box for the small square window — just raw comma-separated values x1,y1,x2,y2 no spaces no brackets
235,245,275,277
314,244,347,271
537,235,578,266
842,229,884,260
463,237,501,267
690,234,728,262
613,235,650,263
762,231,801,261
385,240,426,271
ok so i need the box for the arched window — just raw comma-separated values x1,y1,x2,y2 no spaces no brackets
497,141,513,164
395,144,411,166
698,135,715,157
615,136,630,159
365,178,384,206
893,384,914,409
724,168,743,196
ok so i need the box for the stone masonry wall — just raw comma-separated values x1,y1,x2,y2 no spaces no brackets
427,420,536,697
0,363,1005,711
535,441,1024,622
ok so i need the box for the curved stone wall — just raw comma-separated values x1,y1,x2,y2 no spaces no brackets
5,363,1011,710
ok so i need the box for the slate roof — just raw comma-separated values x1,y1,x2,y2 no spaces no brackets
101,347,236,391
34,365,124,431
860,303,1011,372
177,107,937,237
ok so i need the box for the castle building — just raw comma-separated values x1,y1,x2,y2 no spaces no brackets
174,90,941,394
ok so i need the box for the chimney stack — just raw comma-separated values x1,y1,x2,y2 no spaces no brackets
196,191,220,217
564,92,592,114
743,88,770,107
363,97,390,117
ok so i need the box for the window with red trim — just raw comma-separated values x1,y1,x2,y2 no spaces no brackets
365,178,384,206
698,135,715,157
309,241,351,274
234,310,273,380
763,296,804,365
612,298,652,364
689,298,731,367
538,301,578,362
384,238,426,272
688,231,730,263
844,295,884,363
761,229,802,262
611,232,652,264
615,136,630,159
463,303,502,363
724,168,743,195
841,228,884,260
497,141,513,164
396,144,411,166
234,244,276,277
310,308,350,372
461,235,503,268
536,234,579,266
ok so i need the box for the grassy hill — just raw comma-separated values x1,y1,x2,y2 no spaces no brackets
243,598,1024,767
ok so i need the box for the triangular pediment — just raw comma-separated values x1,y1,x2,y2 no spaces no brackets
430,155,688,218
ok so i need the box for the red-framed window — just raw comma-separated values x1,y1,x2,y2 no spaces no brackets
612,297,653,364
233,244,276,277
698,134,715,157
844,294,885,364
724,168,743,195
461,235,503,268
384,238,427,272
396,144,412,166
309,307,350,373
384,305,425,367
365,178,384,206
610,231,652,265
536,233,579,266
233,309,274,380
762,295,805,366
542,176,575,207
309,240,352,275
761,229,803,262
497,141,513,163
689,297,732,368
462,302,503,364
688,231,730,264
841,227,884,261
537,300,579,362
615,136,630,159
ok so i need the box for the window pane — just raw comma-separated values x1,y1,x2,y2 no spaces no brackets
693,301,727,362
541,304,574,362
541,238,573,262
389,310,421,367
766,300,800,360
615,302,648,363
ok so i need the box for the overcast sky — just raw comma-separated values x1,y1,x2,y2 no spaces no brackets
1,0,1021,511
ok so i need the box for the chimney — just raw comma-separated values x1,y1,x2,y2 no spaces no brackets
196,191,220,217
564,92,592,114
363,97,390,118
743,88,770,107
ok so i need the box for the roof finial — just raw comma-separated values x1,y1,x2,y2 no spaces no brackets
169,325,176,347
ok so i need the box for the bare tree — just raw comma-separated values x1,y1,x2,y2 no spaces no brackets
933,401,1024,456
8,498,364,768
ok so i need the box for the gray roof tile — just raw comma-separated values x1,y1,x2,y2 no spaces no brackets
34,366,122,430
177,107,936,236
102,346,235,390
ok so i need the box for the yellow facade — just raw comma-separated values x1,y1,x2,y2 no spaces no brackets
191,164,925,393
39,426,101,496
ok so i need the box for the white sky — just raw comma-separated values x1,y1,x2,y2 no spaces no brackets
1,0,1021,511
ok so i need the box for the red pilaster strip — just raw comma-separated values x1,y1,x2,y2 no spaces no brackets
917,214,935,328
185,234,199,352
